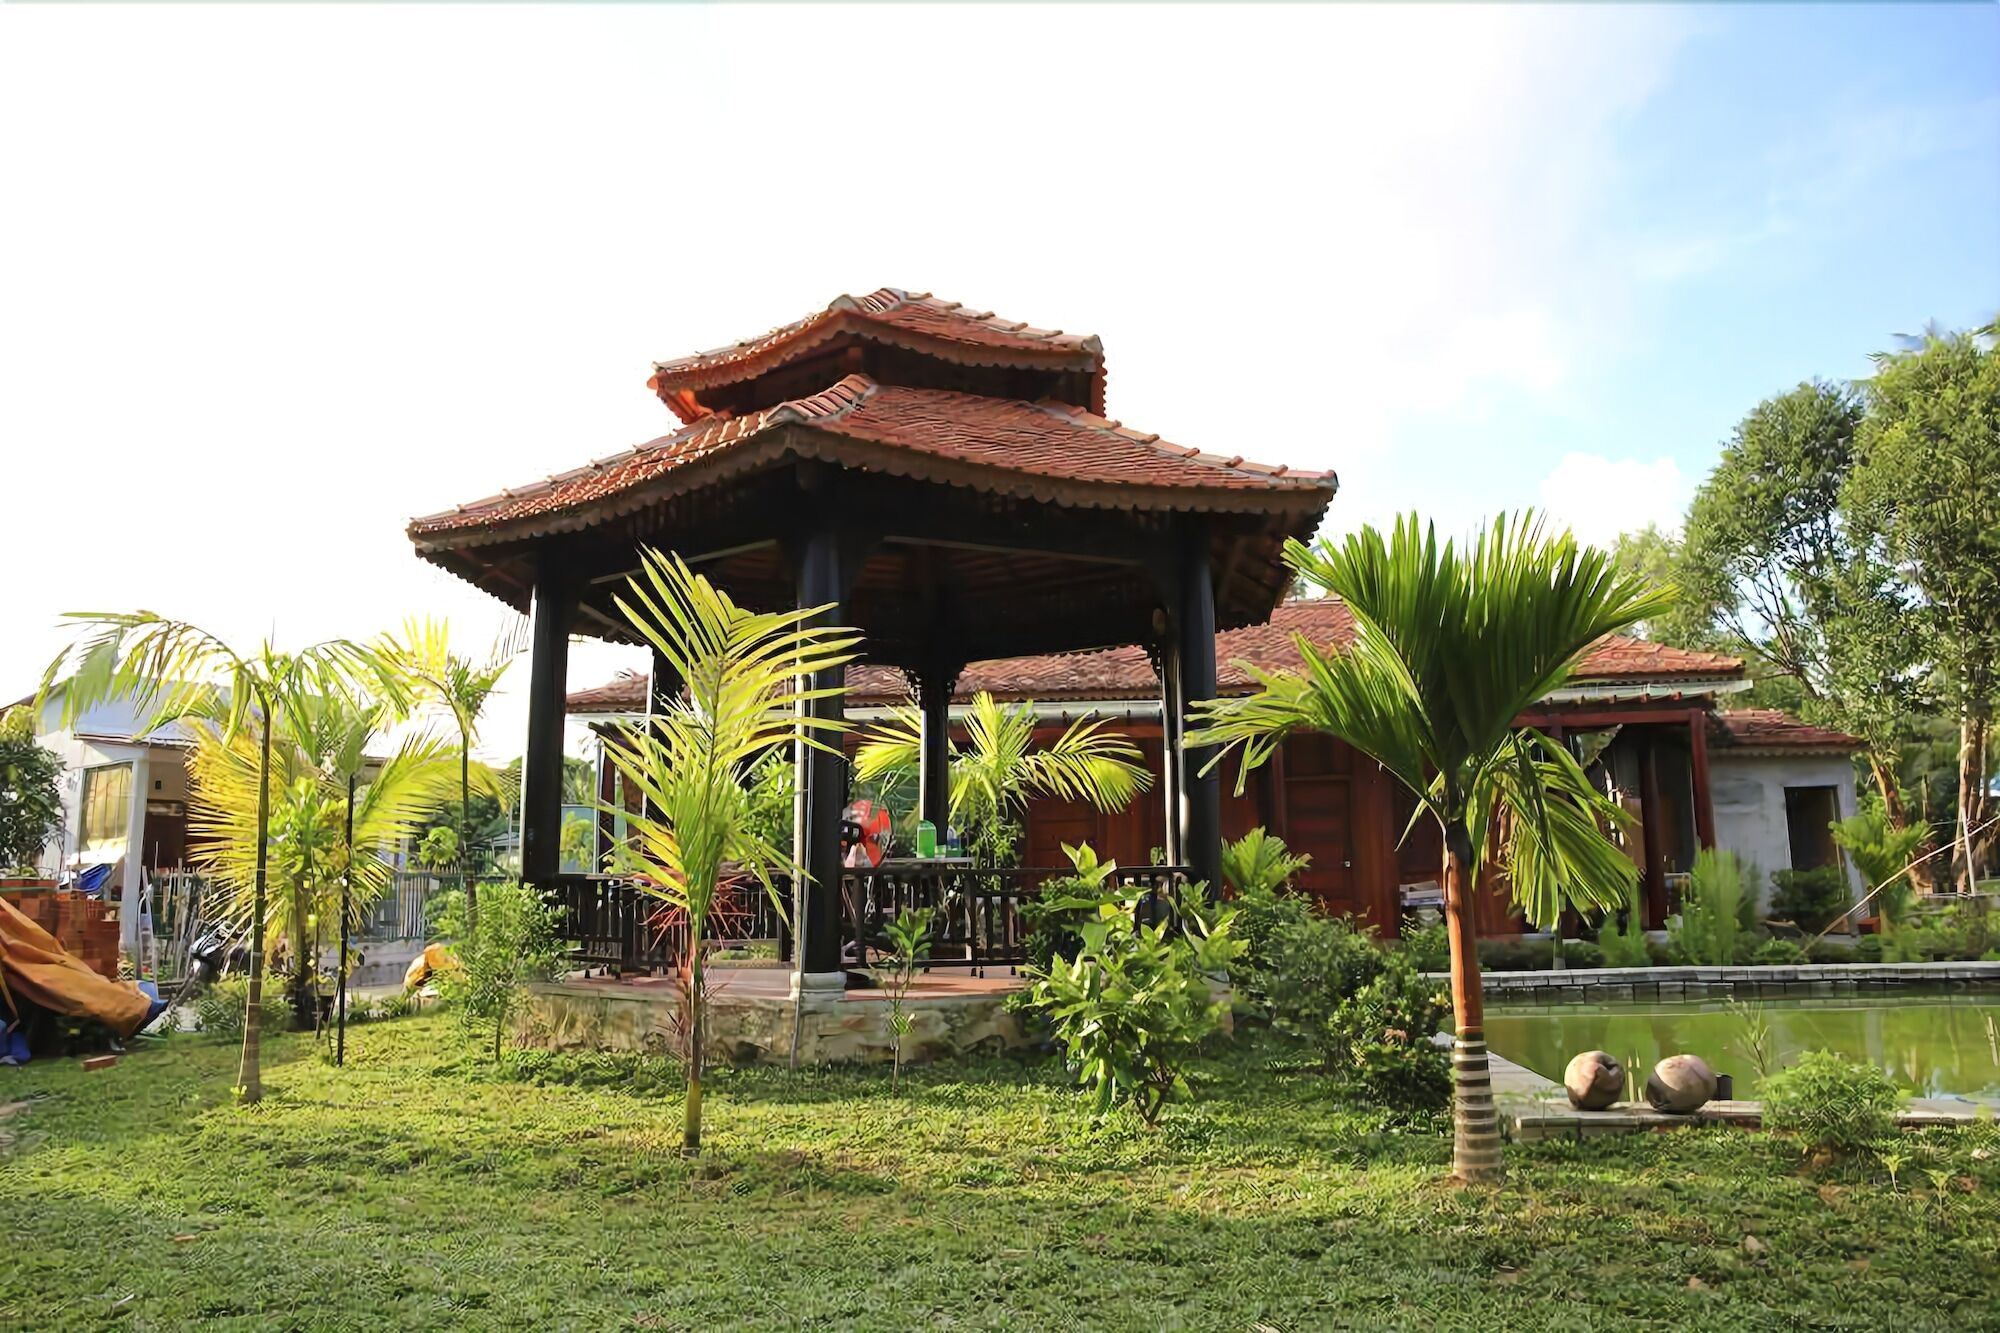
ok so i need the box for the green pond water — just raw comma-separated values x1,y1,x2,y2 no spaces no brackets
1485,992,2000,1101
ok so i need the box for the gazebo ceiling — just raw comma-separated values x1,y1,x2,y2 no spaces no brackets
408,290,1338,667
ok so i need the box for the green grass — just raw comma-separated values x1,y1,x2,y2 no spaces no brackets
3,1016,1997,1331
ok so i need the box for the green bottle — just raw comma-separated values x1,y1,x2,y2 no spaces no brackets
915,819,938,858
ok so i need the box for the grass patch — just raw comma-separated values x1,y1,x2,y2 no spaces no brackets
3,1016,1997,1330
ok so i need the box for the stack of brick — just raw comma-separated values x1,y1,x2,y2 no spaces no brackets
1,890,122,980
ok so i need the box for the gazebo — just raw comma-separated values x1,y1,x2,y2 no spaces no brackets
408,288,1336,991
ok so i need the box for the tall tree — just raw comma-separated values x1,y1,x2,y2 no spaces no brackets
1189,513,1660,1183
1847,323,2000,887
855,692,1151,866
601,549,859,1155
0,706,64,873
1679,381,1931,850
41,618,368,1102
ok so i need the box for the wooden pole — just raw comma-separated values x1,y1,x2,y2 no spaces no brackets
521,551,575,889
1688,708,1716,850
1177,525,1222,896
337,772,353,1067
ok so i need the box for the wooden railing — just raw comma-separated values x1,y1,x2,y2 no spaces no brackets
547,873,789,975
547,865,1190,977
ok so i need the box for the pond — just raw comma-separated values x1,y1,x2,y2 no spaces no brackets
1485,992,2000,1101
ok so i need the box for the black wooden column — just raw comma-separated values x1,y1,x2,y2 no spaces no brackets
1152,609,1184,869
521,550,576,888
793,521,851,983
642,644,679,826
916,665,959,836
1177,525,1222,895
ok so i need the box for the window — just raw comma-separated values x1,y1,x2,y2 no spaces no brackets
79,763,133,852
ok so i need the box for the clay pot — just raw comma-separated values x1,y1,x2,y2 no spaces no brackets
1564,1050,1625,1110
1645,1054,1718,1114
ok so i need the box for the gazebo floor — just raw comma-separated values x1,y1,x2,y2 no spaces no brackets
518,964,1031,1067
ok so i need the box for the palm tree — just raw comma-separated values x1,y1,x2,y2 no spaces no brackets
854,691,1151,865
599,548,859,1156
1188,514,1668,1182
382,619,519,930
186,690,458,1027
40,616,370,1102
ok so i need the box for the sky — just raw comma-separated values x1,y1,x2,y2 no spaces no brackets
2,4,1995,760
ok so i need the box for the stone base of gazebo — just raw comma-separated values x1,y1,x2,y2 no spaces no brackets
516,967,1031,1067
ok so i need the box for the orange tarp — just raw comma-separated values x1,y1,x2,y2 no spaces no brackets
0,895,153,1038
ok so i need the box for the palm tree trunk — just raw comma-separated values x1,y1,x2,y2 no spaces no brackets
290,878,313,1031
239,714,271,1104
1869,753,1934,893
461,742,477,935
1443,823,1502,1184
683,945,705,1157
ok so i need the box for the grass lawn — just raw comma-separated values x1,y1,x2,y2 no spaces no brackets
3,1015,1997,1331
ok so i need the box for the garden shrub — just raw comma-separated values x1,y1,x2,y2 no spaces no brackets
1220,829,1316,988
1807,937,1856,964
1751,936,1810,966
1261,915,1390,1068
1769,865,1851,934
193,977,291,1040
1830,811,1923,928
1022,877,1243,1126
1477,936,1553,972
1019,842,1128,972
1559,940,1604,969
1759,1049,1899,1153
1397,920,1450,973
436,879,567,1058
1332,952,1451,1113
1668,848,1755,965
1851,934,1885,964
1596,878,1653,968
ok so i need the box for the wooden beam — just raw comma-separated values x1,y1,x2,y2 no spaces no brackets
1689,707,1716,850
521,551,576,887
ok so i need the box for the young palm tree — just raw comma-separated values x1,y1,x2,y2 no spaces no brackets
1188,513,1668,1183
854,691,1151,865
599,548,859,1156
381,619,519,930
40,616,370,1102
187,690,458,1026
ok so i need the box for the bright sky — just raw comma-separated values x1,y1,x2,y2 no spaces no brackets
3,4,1995,760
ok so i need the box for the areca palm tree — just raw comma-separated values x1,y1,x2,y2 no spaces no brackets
599,548,859,1156
381,619,520,929
1188,514,1669,1183
187,690,458,1026
854,691,1151,865
40,616,372,1102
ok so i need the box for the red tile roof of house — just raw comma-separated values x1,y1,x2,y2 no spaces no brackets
410,375,1333,541
647,289,1106,421
568,599,1746,713
1710,708,1863,752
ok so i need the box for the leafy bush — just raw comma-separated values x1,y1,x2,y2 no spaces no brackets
1668,848,1755,964
1752,936,1810,966
1019,842,1130,972
193,977,291,1040
1560,940,1604,970
0,706,63,873
436,879,568,1058
1596,879,1653,968
1830,811,1923,928
1807,937,1856,964
1261,915,1391,1069
1332,952,1451,1113
1759,1050,1899,1153
1477,936,1553,972
1220,829,1316,986
1397,920,1450,973
1770,865,1851,934
1851,934,1885,963
1022,876,1243,1127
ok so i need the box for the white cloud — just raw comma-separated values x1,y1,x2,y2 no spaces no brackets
1537,453,1692,549
0,4,1701,753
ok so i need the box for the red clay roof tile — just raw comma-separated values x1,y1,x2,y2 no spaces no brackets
1710,708,1862,751
568,598,1745,713
411,376,1333,540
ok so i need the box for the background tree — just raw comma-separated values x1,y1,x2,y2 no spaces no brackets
1846,323,2000,887
1678,380,1931,849
0,706,64,874
41,617,368,1102
601,549,859,1155
854,692,1151,866
1189,513,1662,1183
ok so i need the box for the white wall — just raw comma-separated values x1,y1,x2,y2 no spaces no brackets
1709,751,1859,912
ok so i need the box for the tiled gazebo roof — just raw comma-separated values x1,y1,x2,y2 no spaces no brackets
410,376,1331,543
1709,708,1863,753
647,288,1108,422
568,599,1747,714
